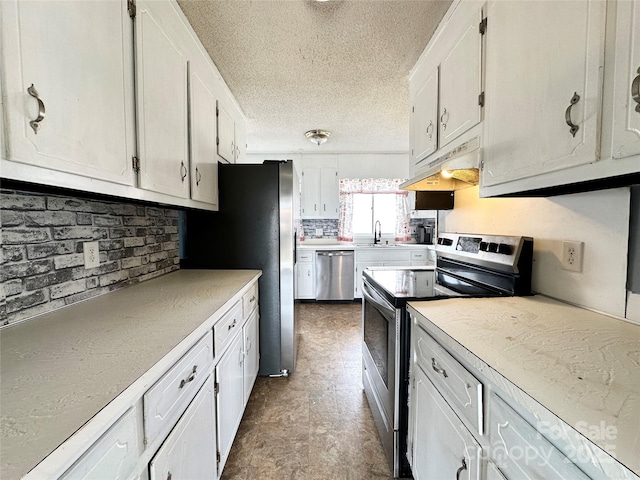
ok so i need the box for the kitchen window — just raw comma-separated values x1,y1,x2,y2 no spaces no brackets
338,178,411,242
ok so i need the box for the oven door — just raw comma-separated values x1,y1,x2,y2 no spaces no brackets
362,278,398,470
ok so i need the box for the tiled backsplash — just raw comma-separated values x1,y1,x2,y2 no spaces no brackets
1,188,180,326
302,219,339,239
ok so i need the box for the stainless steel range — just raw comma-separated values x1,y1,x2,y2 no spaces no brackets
361,232,534,478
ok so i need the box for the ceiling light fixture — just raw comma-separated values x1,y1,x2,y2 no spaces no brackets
305,129,331,146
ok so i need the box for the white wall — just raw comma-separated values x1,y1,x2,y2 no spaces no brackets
244,153,410,179
441,186,631,318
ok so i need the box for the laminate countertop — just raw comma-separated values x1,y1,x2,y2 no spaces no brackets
409,295,640,478
0,269,261,479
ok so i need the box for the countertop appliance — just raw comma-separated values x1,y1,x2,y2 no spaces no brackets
362,232,534,478
315,250,354,300
183,160,299,376
417,225,433,244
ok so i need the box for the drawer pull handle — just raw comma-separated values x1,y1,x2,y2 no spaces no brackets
180,161,188,182
632,67,640,113
250,295,256,303
228,319,237,330
426,120,434,140
431,358,448,378
195,166,202,186
455,458,467,480
440,107,449,131
27,84,46,134
167,473,172,480
179,365,197,389
564,92,581,137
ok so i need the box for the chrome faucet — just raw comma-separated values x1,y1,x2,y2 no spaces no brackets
374,220,382,244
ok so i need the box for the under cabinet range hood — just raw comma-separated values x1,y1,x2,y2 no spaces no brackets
401,137,481,191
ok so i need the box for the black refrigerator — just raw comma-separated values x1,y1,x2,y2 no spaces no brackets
182,160,299,376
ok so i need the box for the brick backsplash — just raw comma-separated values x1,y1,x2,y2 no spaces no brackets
1,188,180,326
302,219,339,239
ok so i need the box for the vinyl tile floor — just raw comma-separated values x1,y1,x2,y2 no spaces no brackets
220,302,397,480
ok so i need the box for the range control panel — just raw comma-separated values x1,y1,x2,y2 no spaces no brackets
436,232,533,271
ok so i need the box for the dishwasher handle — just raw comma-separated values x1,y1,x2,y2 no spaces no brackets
316,250,354,257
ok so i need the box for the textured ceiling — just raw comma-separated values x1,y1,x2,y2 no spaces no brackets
177,0,452,154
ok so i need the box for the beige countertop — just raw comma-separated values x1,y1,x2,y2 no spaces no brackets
409,295,640,478
0,269,261,479
298,241,431,250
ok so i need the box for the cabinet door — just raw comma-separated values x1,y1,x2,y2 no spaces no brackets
61,407,141,480
217,101,235,163
486,461,507,480
234,112,247,163
189,64,219,206
610,0,640,159
412,66,440,164
438,2,483,149
243,310,259,404
135,0,189,199
296,262,315,299
489,393,591,480
0,0,135,185
301,168,321,218
320,167,339,218
149,376,217,480
482,0,605,188
216,333,245,473
410,366,481,480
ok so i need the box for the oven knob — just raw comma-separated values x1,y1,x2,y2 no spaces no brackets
497,243,512,255
479,241,489,251
437,238,444,245
488,242,499,253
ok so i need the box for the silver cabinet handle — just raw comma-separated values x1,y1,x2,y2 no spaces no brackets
180,161,187,182
455,458,467,480
440,108,449,131
179,365,197,389
167,472,172,480
27,84,46,134
227,318,237,331
431,357,448,378
565,92,581,137
195,166,202,186
632,67,640,113
426,120,434,140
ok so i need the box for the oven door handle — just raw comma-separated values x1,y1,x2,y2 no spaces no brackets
362,280,396,321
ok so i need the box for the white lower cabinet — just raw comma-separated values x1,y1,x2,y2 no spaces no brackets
243,309,260,404
149,375,217,480
295,250,315,300
61,407,141,480
216,332,245,474
489,394,591,480
410,365,482,480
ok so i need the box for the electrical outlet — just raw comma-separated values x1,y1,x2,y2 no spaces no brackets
561,240,583,272
83,241,100,269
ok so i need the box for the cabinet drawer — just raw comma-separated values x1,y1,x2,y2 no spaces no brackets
297,251,314,262
489,394,591,479
144,331,213,445
61,406,141,480
413,323,483,435
242,282,258,320
410,250,428,262
214,300,242,356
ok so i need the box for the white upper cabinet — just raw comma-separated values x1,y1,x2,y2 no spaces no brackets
217,96,246,164
216,101,236,163
438,3,483,149
301,167,339,219
0,0,136,185
411,66,439,163
135,0,190,199
410,0,484,173
481,0,606,189
608,0,640,160
189,62,219,207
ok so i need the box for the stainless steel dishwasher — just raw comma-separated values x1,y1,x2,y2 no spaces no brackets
315,250,355,300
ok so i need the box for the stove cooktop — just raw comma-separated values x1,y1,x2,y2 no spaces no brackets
363,266,438,307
